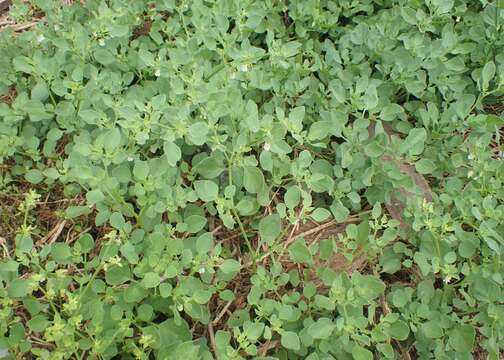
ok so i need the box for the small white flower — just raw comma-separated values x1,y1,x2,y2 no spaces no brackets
199,267,205,274
98,38,105,46
155,69,161,77
467,170,474,178
239,64,249,72
263,143,271,151
455,16,461,22
127,156,134,162
36,34,45,43
177,304,183,311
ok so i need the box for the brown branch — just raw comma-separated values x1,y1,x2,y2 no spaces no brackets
212,298,234,325
207,322,219,360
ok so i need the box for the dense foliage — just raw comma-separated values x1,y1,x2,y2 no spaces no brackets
0,0,503,359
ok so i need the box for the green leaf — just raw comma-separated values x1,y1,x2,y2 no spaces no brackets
159,283,173,298
164,141,182,167
289,239,312,264
421,321,443,339
94,48,116,65
401,7,417,25
401,128,426,156
415,159,436,174
133,161,150,180
27,315,50,333
8,279,31,298
288,106,305,132
259,214,281,244
281,331,300,351
188,122,209,145
285,186,301,209
243,167,265,194
364,141,384,158
448,325,475,353
245,100,260,132
110,212,126,230
194,180,219,201
86,190,105,204
220,259,241,274
185,215,207,233
387,320,410,341
141,272,161,289
120,241,139,264
307,318,335,339
193,157,224,179
51,243,72,262
65,206,91,219
139,48,155,66
354,274,385,301
351,345,373,360
124,284,147,303
481,61,496,91
196,232,213,254
380,104,404,121
311,208,331,222
363,86,378,110
25,169,44,184
330,200,350,222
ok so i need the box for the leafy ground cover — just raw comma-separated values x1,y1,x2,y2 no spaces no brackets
0,0,503,359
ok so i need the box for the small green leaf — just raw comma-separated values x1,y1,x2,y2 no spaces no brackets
141,272,161,289
259,214,281,244
307,318,335,339
421,321,443,339
196,232,213,254
51,243,72,262
243,167,265,194
285,186,301,209
380,104,404,121
110,212,126,230
194,180,219,201
351,345,373,360
387,320,410,341
364,141,384,158
311,208,331,222
86,190,105,204
481,61,496,91
281,331,300,351
25,169,44,184
448,324,475,353
289,238,312,264
185,215,208,233
245,100,260,132
188,122,209,145
220,259,241,274
27,315,50,333
8,279,31,298
330,200,349,222
133,161,150,180
415,158,436,174
401,128,426,156
66,206,91,219
164,141,182,167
